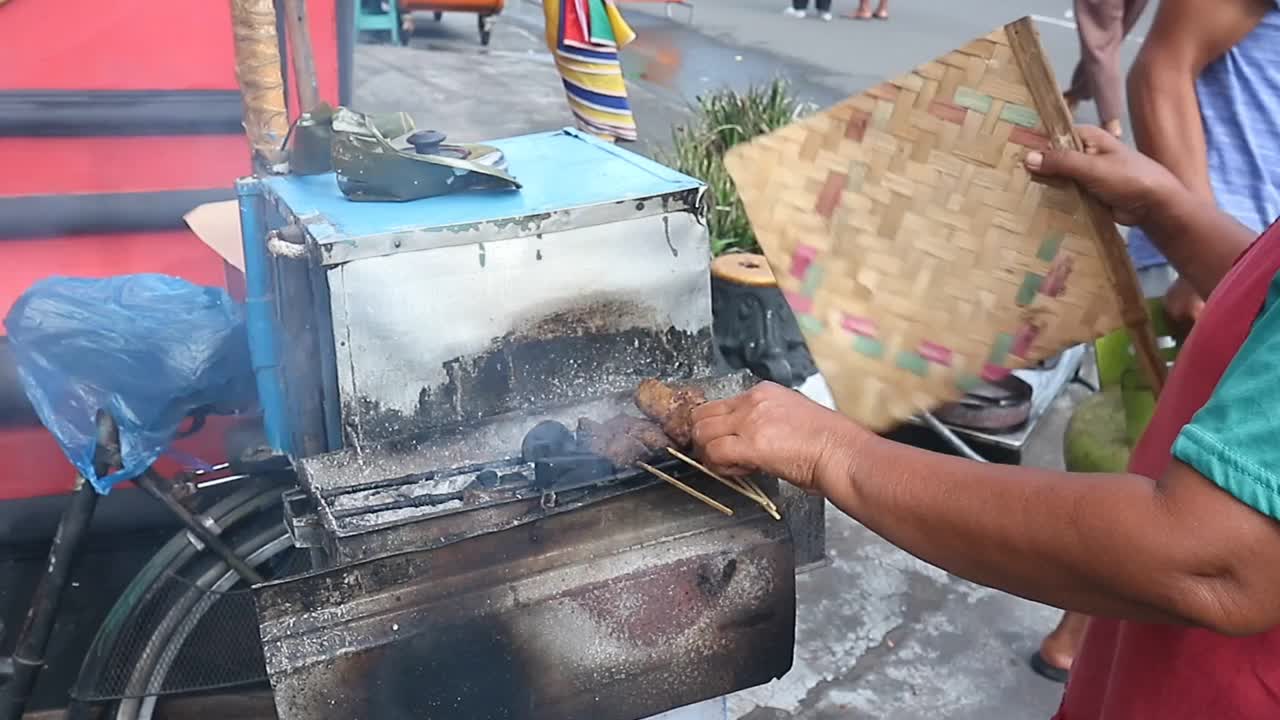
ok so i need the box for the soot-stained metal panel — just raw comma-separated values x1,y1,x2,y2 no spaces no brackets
255,484,796,720
328,211,713,446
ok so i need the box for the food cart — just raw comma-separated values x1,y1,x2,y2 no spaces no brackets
405,0,504,45
0,1,825,718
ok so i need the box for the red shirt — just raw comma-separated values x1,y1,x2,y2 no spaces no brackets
1055,222,1280,719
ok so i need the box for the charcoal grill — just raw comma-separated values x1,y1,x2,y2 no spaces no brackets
236,128,825,720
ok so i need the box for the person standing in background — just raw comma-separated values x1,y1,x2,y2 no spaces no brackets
1032,0,1280,684
1062,0,1150,138
851,0,889,20
784,0,833,22
543,0,639,143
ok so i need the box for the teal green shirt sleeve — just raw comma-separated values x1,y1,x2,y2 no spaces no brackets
1172,277,1280,522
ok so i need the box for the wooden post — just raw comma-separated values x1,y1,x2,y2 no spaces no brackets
229,0,289,167
281,0,322,113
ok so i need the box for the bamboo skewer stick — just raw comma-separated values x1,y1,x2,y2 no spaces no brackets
664,448,782,521
667,447,758,501
665,447,749,494
637,462,734,516
742,480,781,520
744,478,781,515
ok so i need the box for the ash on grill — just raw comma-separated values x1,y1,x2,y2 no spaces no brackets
316,379,743,534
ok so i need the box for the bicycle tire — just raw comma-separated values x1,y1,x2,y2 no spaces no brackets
109,524,295,720
67,477,294,719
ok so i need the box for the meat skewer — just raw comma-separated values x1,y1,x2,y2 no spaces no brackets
634,378,705,447
634,379,783,519
577,415,672,467
665,447,782,521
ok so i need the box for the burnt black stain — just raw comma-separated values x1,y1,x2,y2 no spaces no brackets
696,556,737,597
662,215,677,257
536,248,543,260
352,301,714,444
718,609,776,632
367,619,525,720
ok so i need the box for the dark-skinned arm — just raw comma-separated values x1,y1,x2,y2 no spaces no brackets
1127,0,1270,200
831,140,1268,629
693,135,1280,635
1135,178,1255,298
822,431,1280,633
692,382,1280,636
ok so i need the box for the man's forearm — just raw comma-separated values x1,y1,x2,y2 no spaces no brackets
1140,183,1255,298
1123,61,1251,297
1128,58,1212,198
817,432,1200,624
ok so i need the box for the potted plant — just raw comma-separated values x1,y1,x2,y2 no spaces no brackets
667,80,817,387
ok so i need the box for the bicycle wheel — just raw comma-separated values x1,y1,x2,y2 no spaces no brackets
67,477,303,720
110,522,297,720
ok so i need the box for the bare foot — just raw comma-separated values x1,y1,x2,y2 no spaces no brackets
852,1,872,18
1033,612,1090,682
873,0,889,19
1103,118,1123,139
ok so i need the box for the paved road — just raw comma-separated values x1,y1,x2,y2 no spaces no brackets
351,3,1156,718
617,0,1152,134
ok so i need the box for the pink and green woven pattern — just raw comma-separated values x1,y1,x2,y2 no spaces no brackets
724,18,1152,431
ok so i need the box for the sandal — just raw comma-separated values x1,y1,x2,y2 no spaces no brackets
1030,651,1070,684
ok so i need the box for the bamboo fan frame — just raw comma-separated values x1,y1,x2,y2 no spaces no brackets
725,17,1164,432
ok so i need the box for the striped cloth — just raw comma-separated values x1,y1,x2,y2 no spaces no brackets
543,0,638,142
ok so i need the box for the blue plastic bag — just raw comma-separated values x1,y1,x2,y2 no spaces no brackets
5,275,255,493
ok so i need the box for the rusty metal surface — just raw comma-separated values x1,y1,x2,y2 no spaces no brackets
256,482,795,720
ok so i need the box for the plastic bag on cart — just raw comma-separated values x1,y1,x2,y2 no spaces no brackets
4,274,255,493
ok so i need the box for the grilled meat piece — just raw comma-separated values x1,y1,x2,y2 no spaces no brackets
634,379,706,447
576,415,672,466
601,433,649,467
606,414,672,450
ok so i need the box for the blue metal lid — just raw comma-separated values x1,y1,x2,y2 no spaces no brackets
263,128,703,243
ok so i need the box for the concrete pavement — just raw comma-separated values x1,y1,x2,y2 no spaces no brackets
350,3,1149,717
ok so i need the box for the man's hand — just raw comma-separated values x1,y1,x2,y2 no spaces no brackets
1024,125,1182,227
1164,276,1205,329
691,382,866,494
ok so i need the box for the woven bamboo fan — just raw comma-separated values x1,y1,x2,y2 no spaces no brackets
724,17,1163,432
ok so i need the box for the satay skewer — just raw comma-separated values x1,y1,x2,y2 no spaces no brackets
665,447,782,521
637,462,734,516
665,446,758,499
742,478,780,514
739,478,782,521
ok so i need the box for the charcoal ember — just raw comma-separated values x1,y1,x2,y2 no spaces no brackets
475,469,501,489
522,420,575,463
